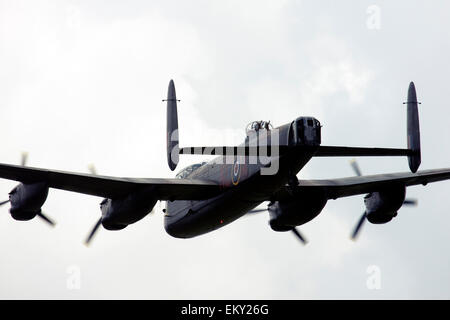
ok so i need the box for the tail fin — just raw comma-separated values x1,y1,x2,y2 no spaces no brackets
405,81,421,173
166,79,179,171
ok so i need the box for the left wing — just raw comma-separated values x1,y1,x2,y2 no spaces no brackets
0,163,222,200
273,168,450,200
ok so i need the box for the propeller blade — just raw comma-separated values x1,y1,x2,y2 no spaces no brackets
37,212,56,227
247,208,267,214
351,211,367,240
403,199,418,206
21,152,28,166
350,159,362,176
0,199,10,207
291,227,308,244
85,218,102,246
87,164,97,175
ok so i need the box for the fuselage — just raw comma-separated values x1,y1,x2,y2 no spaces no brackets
164,117,322,238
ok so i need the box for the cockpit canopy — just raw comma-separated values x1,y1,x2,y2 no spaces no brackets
175,162,207,179
245,120,273,136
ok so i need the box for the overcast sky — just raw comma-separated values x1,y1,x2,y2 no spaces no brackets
1,0,450,299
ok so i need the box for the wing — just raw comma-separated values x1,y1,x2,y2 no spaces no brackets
0,163,222,200
273,168,450,200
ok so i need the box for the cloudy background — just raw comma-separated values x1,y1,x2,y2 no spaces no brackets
1,0,450,299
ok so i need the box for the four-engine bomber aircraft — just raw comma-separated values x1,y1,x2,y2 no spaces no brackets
0,80,449,245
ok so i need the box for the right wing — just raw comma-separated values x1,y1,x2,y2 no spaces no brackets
0,163,222,200
273,168,450,201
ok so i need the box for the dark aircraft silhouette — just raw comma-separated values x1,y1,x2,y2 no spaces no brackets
0,80,449,245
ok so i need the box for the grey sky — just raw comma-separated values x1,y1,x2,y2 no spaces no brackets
1,0,450,299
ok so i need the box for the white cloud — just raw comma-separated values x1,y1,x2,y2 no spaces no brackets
0,0,450,299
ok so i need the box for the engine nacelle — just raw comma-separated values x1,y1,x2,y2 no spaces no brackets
99,186,158,230
364,185,406,224
269,189,327,232
9,182,49,221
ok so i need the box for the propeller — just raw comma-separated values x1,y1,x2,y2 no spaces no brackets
85,164,103,246
247,206,308,245
351,211,367,240
403,199,418,206
21,152,28,166
349,159,417,240
350,159,362,177
0,152,56,226
349,160,372,240
84,217,102,246
87,163,97,175
246,208,267,214
37,211,56,227
291,227,308,244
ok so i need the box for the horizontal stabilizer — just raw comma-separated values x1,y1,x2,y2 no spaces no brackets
313,146,413,157
179,145,413,158
180,146,286,156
